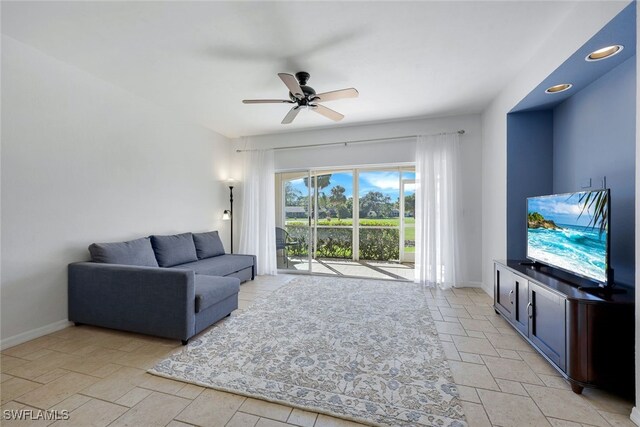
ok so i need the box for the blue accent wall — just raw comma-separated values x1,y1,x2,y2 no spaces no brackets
507,111,554,259
553,56,636,286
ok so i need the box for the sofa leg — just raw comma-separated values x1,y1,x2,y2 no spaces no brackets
181,339,189,346
74,322,83,326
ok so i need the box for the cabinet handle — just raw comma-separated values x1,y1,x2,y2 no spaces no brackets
509,289,514,304
527,302,533,319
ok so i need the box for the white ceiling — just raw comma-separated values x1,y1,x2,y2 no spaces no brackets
2,1,581,138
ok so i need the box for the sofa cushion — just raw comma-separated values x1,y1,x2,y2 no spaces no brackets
150,233,198,267
88,238,159,267
194,275,240,313
173,254,254,277
192,231,225,259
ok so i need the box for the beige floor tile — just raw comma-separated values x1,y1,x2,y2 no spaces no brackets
0,377,42,404
459,401,491,427
1,373,14,383
486,314,511,328
314,414,366,427
0,355,29,373
114,387,153,407
226,411,260,427
1,336,62,358
166,421,193,427
176,388,245,426
438,333,453,342
33,368,69,384
599,411,635,426
456,385,481,403
5,351,80,381
446,296,475,306
523,384,609,426
434,321,467,336
442,316,460,323
287,408,317,427
580,388,635,415
482,355,544,385
255,418,290,427
15,371,98,409
538,374,571,390
451,336,499,356
459,352,484,364
19,348,55,362
239,398,292,422
447,361,499,391
547,418,583,427
466,330,487,339
50,398,127,426
477,389,551,426
439,307,471,318
484,332,533,352
517,351,561,376
49,393,91,412
175,383,205,399
138,374,187,394
441,341,461,361
464,305,497,316
459,318,499,334
495,348,522,360
80,366,147,402
494,378,528,396
109,391,190,427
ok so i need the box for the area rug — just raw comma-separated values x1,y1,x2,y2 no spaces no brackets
149,276,467,427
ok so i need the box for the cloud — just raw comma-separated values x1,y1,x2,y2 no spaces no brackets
361,172,400,190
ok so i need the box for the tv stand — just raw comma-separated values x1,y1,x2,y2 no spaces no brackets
518,261,540,267
494,260,634,395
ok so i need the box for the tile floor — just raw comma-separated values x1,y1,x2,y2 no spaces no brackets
0,274,635,427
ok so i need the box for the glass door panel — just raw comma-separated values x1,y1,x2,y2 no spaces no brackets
309,170,354,275
401,180,416,262
357,169,400,262
276,171,311,272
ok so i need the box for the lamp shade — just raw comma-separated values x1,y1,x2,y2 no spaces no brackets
222,210,231,220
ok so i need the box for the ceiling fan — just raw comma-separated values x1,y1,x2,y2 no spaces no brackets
242,72,358,124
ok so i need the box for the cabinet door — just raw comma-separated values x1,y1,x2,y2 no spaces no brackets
512,275,529,335
528,282,566,370
494,264,514,318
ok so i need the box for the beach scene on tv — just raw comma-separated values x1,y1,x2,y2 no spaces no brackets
527,190,608,283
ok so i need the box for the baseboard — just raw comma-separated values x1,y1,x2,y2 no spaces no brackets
0,319,72,350
631,407,640,426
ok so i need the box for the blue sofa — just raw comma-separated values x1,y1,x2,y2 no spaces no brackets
68,231,255,344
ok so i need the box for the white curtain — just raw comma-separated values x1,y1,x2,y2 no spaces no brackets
414,133,462,288
239,149,277,275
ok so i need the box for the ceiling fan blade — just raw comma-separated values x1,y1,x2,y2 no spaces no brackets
278,73,304,99
282,106,301,124
313,88,359,102
312,104,344,122
242,99,294,104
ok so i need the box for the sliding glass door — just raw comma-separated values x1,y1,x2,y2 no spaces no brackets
276,166,415,277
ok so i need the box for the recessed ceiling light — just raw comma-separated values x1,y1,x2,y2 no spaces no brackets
585,45,623,61
545,84,572,94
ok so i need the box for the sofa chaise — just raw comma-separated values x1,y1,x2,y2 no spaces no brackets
68,231,255,344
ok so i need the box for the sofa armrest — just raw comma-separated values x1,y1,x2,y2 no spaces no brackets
68,262,195,341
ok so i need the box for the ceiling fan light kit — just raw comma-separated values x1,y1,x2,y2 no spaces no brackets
242,71,358,124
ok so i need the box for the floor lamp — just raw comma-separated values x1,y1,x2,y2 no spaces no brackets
223,179,236,253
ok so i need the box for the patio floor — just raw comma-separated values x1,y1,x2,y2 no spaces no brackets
278,257,415,281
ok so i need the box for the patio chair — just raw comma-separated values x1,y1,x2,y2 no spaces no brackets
275,227,299,268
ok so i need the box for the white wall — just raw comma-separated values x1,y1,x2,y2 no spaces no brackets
0,36,235,348
480,1,629,296
235,114,483,285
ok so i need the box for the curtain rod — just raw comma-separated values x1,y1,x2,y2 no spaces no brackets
235,129,465,153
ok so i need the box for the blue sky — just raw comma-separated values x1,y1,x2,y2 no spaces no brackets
288,171,415,200
528,192,601,227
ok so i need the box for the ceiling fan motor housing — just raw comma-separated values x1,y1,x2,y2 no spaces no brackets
288,71,317,105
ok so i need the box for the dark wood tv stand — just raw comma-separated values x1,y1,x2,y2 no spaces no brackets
494,260,634,394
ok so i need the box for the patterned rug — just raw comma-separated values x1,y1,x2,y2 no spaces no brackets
149,276,466,427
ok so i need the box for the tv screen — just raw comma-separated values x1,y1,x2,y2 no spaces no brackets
527,189,609,284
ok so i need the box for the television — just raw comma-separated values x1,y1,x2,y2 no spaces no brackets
526,189,610,286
